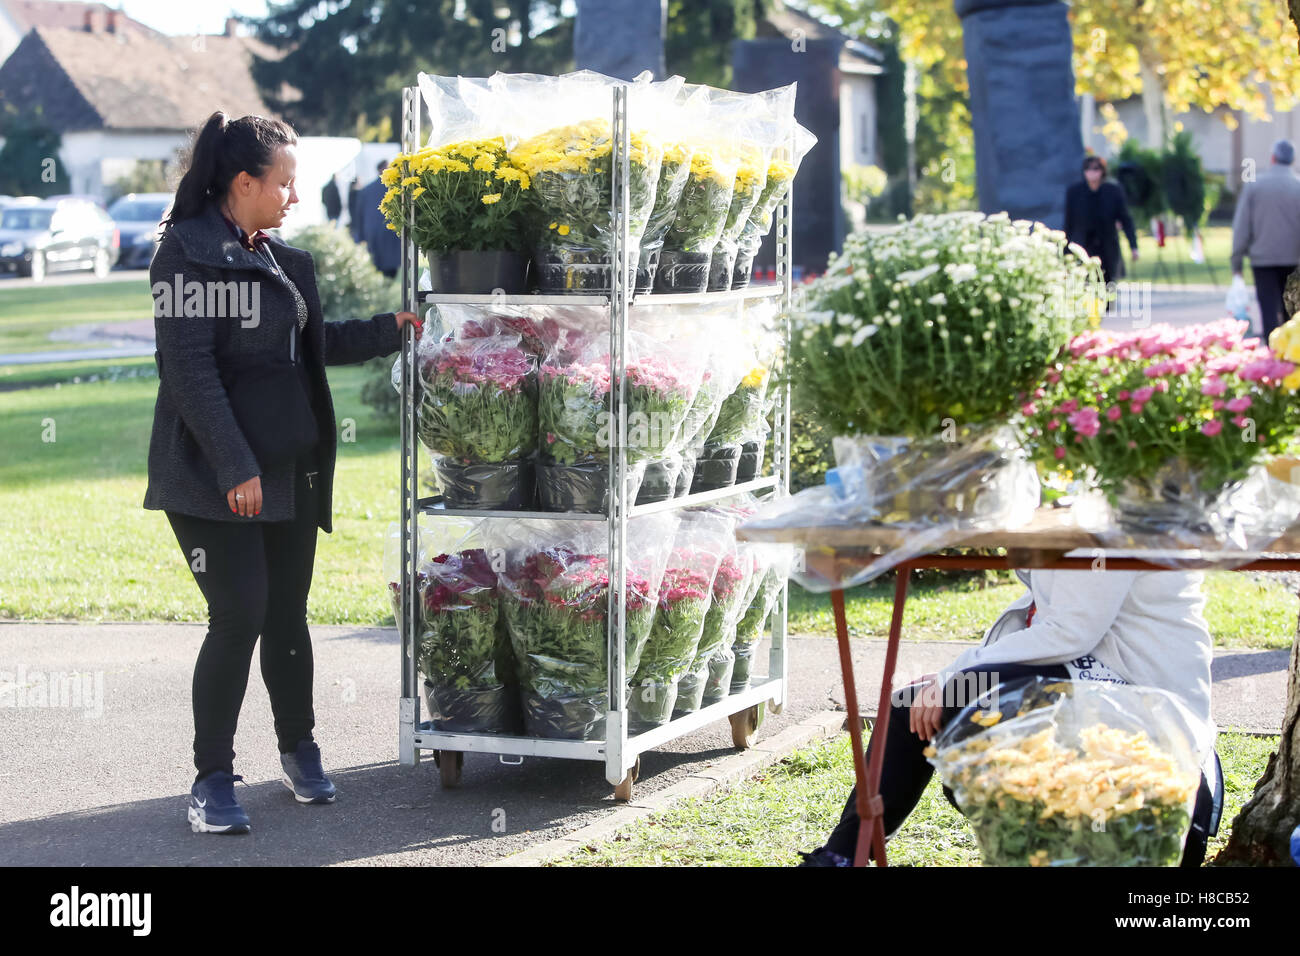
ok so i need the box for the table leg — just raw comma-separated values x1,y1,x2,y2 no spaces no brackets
830,587,870,866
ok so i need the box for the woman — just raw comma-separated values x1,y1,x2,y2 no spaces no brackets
1065,154,1139,287
798,567,1222,866
143,111,422,834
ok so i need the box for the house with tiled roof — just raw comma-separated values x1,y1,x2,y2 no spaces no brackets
0,5,284,196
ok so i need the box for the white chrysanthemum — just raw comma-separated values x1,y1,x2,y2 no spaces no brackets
928,292,947,306
833,332,850,348
851,325,876,346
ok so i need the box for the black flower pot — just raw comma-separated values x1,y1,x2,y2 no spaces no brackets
522,691,607,740
426,250,529,295
635,455,681,504
433,458,534,510
536,458,646,513
690,443,741,493
731,251,755,290
628,678,678,732
707,244,737,292
729,643,757,695
735,439,764,483
423,679,519,735
534,247,635,295
674,450,697,497
636,243,662,295
653,249,711,294
672,665,709,717
702,651,735,707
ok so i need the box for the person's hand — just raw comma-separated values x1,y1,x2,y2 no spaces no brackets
908,672,946,741
394,311,423,339
1130,248,1140,263
227,475,262,517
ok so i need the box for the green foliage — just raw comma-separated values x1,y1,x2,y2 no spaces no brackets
842,163,888,206
0,110,68,198
1117,139,1167,230
1163,130,1207,234
664,0,765,88
106,161,169,205
245,1,573,137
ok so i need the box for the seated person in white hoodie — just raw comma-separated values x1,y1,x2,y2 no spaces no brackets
799,567,1220,867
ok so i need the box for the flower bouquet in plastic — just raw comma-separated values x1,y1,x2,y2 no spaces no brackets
675,530,755,715
418,543,520,734
1022,317,1300,555
728,540,793,694
629,511,732,729
927,678,1210,867
416,332,538,509
489,516,677,739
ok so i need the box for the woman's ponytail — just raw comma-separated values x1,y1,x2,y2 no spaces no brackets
163,110,297,231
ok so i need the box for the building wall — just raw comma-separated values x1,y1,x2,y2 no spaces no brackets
59,130,185,196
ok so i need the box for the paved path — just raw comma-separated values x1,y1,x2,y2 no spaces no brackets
0,622,1287,866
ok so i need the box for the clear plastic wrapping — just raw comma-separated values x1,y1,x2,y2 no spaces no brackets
729,540,793,693
479,71,677,294
928,677,1210,867
486,515,678,739
739,426,1040,591
676,521,756,714
629,510,735,728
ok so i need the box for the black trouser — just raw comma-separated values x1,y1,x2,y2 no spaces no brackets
823,663,1214,866
1251,263,1296,341
165,454,321,783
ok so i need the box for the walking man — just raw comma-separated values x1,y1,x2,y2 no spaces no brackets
1231,140,1300,339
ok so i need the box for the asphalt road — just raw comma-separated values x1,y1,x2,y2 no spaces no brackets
0,622,1287,866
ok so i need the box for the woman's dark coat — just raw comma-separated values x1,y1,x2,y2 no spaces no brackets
1064,180,1138,281
143,202,401,532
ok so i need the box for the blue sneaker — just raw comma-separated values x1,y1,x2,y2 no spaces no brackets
281,739,337,804
188,772,251,834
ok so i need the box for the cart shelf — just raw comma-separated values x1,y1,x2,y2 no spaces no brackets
395,82,795,801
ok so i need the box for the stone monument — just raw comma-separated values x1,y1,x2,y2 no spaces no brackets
574,0,667,80
955,0,1084,229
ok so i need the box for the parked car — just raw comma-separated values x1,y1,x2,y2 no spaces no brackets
109,193,172,269
0,197,120,281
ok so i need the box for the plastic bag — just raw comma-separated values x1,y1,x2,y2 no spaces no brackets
1225,274,1251,325
928,677,1209,867
629,510,735,728
486,514,678,739
737,119,818,264
382,515,520,734
1080,461,1300,569
676,525,756,714
415,332,538,464
740,425,1040,592
481,71,677,293
729,540,792,693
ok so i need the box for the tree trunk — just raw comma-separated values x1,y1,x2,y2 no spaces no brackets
1137,49,1167,150
1214,589,1300,865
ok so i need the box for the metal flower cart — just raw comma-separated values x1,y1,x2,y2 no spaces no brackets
393,83,796,799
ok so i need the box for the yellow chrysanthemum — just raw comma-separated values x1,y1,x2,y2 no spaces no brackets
411,186,426,199
481,193,502,205
473,153,495,172
401,176,420,187
557,224,570,235
741,366,767,388
380,165,401,187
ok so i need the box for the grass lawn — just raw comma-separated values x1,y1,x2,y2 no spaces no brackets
1124,225,1231,287
0,362,413,624
0,278,154,354
1,362,1297,643
548,729,1278,866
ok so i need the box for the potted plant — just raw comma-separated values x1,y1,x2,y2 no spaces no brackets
788,212,1102,524
708,147,768,291
379,137,531,293
654,147,737,293
637,142,694,293
416,333,538,509
509,119,662,295
418,548,519,734
675,544,754,716
1022,318,1300,539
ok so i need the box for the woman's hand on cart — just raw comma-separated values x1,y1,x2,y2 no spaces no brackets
395,311,423,339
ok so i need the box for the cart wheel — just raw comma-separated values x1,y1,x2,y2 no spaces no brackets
730,704,765,749
434,750,464,788
613,756,641,802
